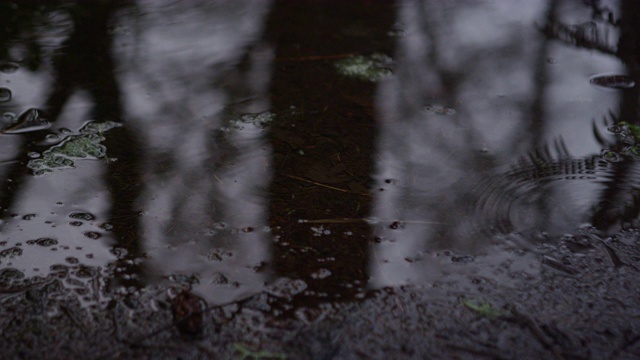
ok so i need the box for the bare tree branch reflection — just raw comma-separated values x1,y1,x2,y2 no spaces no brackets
368,0,621,288
0,1,275,304
539,0,640,230
0,1,144,290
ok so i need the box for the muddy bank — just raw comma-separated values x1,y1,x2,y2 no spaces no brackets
1,227,639,359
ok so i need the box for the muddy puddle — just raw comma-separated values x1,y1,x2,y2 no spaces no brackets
1,0,640,358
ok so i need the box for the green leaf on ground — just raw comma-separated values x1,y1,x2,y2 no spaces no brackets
461,299,506,319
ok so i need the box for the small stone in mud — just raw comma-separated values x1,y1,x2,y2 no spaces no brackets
171,290,207,337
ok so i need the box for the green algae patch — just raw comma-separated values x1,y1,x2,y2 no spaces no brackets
334,53,393,82
27,120,122,176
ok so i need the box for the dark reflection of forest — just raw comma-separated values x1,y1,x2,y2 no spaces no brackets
266,0,395,305
0,0,639,307
0,1,277,304
0,1,145,297
0,0,396,306
368,0,640,288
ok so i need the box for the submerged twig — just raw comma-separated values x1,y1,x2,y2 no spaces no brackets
0,160,20,165
299,218,368,224
122,293,257,348
589,234,631,269
541,256,579,275
299,218,446,225
598,241,625,268
507,306,565,360
283,174,371,197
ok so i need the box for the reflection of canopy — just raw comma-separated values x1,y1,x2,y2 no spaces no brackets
367,0,631,289
120,1,274,303
0,1,275,305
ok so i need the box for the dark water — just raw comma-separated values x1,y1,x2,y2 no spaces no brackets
0,0,638,311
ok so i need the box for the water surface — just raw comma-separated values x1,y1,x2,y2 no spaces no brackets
0,0,638,312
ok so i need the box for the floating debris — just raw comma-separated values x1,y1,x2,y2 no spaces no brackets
231,111,275,130
69,212,96,221
589,74,635,90
83,231,101,240
602,121,640,159
0,62,19,73
423,104,456,116
265,278,308,299
335,53,393,82
79,120,122,134
0,87,11,102
610,121,640,140
2,112,15,122
0,246,23,258
1,109,50,134
600,149,623,162
34,238,58,247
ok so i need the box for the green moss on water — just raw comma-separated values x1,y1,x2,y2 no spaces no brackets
334,53,393,82
27,120,121,176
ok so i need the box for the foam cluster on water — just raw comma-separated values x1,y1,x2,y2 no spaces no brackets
334,53,393,82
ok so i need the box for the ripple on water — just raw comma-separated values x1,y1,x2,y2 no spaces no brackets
473,153,616,236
